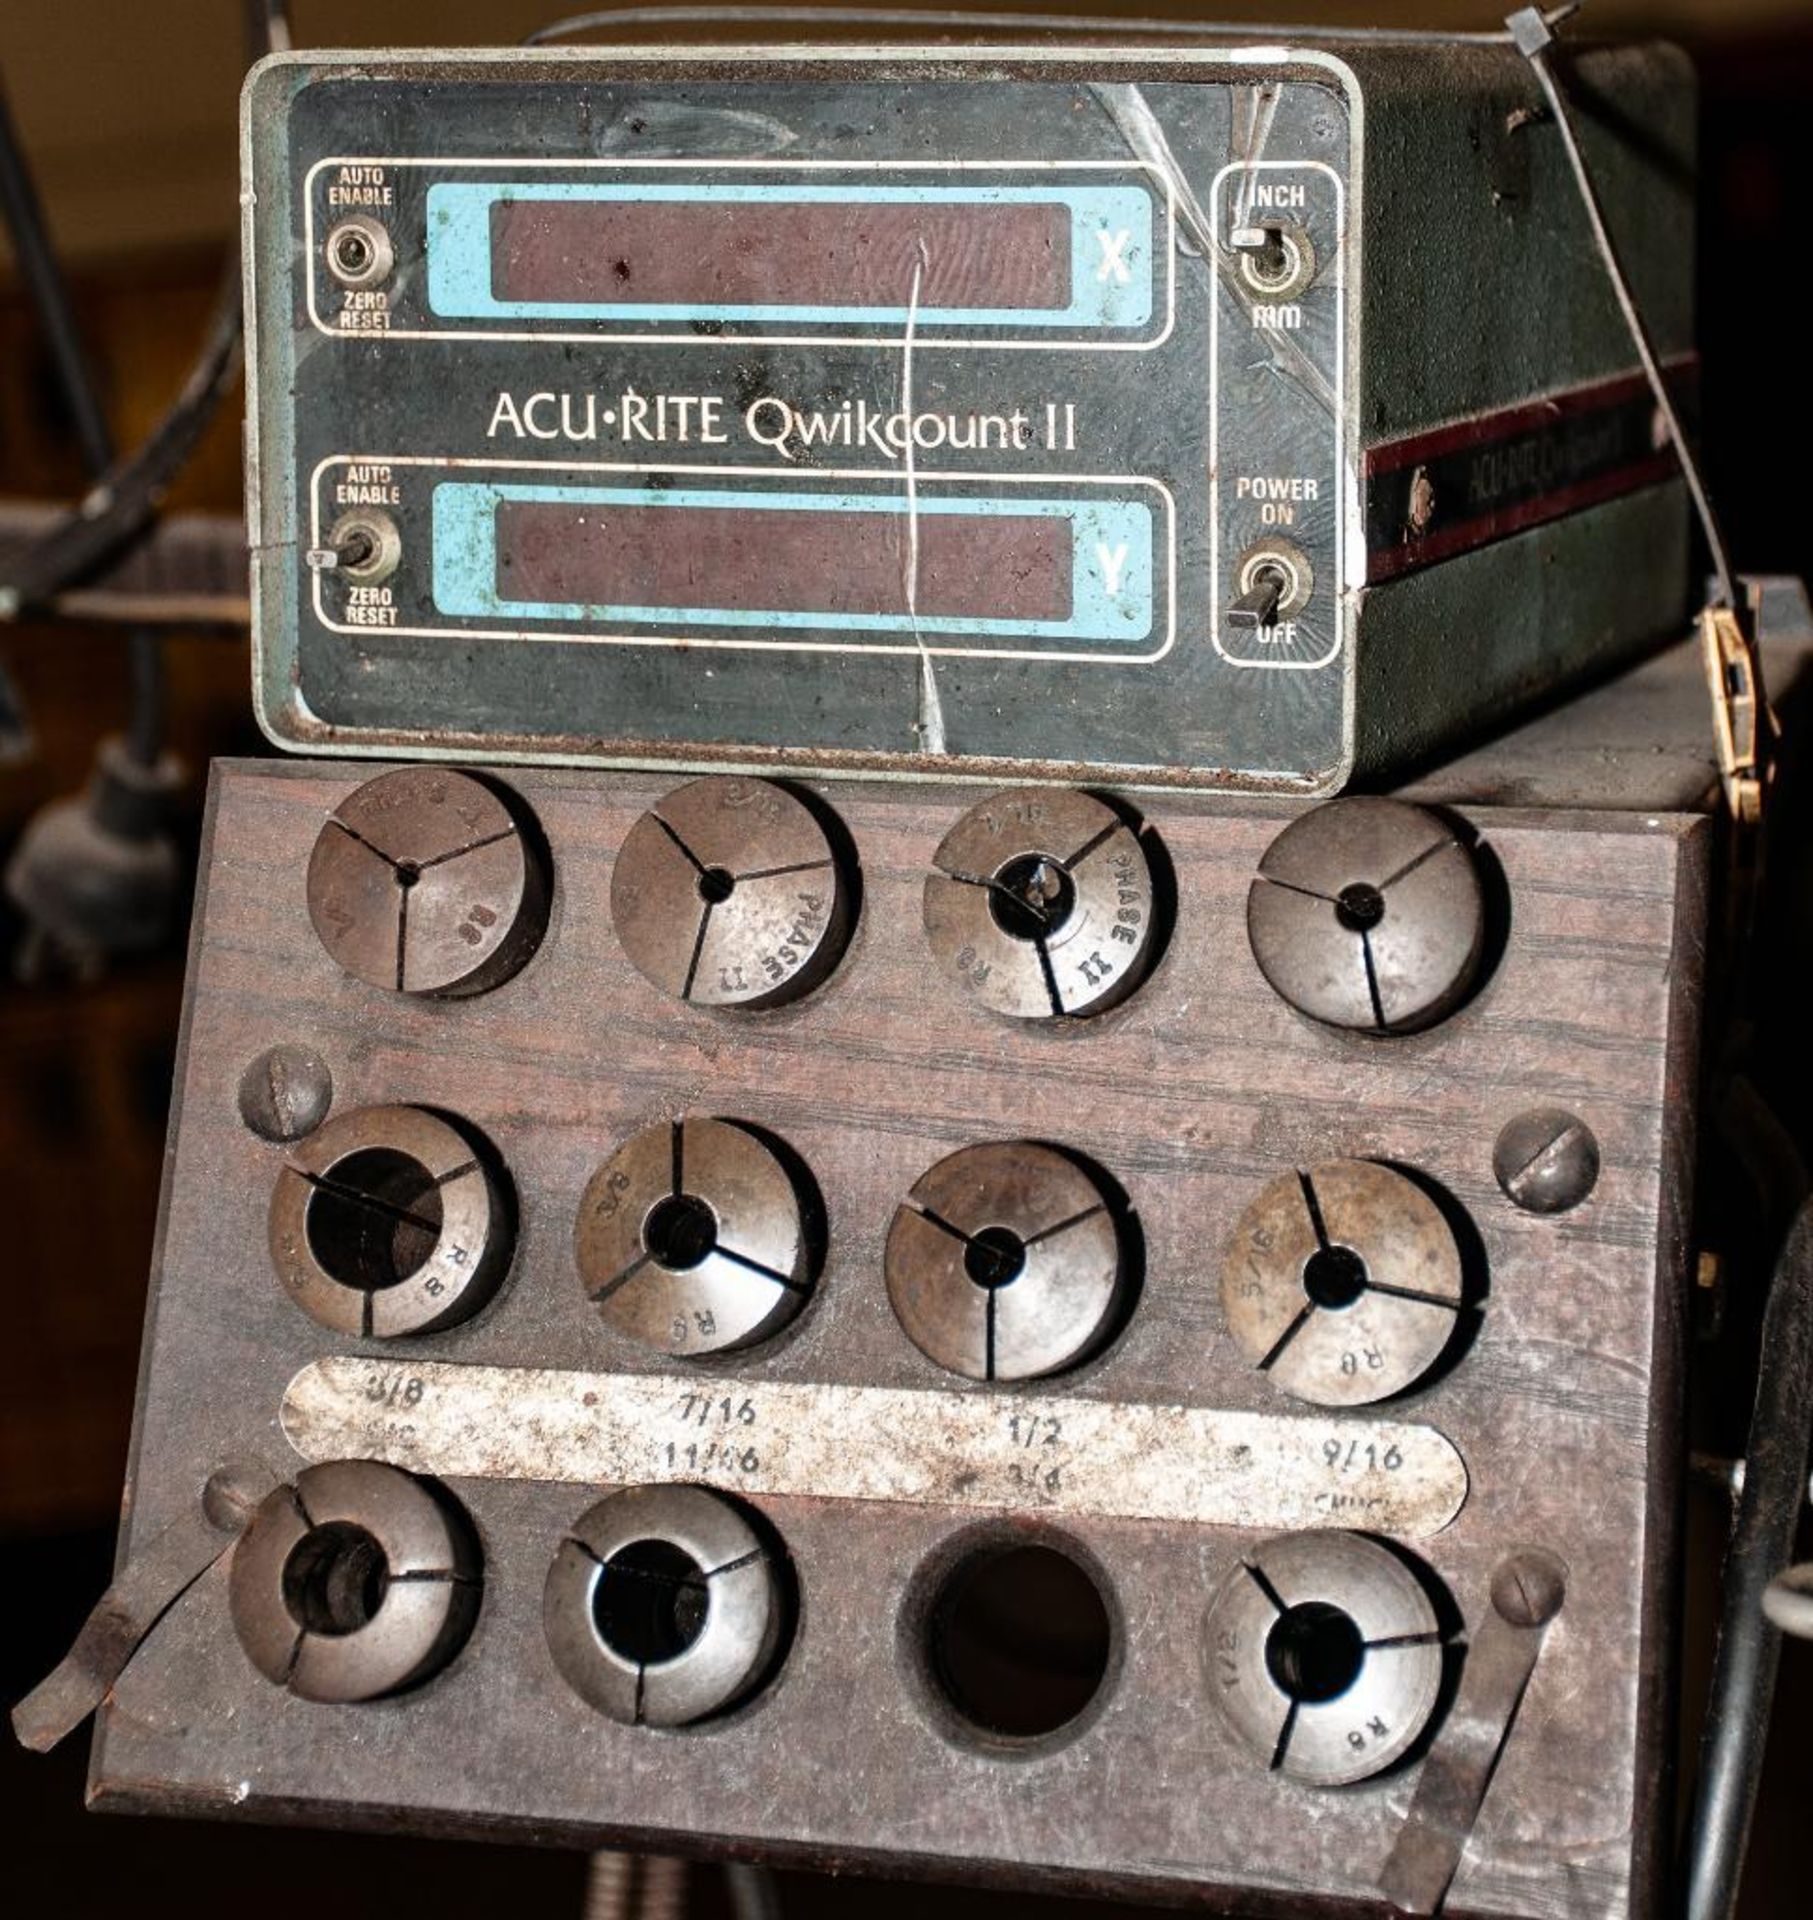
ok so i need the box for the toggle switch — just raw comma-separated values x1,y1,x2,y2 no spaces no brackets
1231,218,1317,301
1229,541,1313,633
1231,223,1286,265
1229,566,1288,630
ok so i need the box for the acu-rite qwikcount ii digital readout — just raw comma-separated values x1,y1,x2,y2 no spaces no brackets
53,28,1731,1920
243,36,1694,790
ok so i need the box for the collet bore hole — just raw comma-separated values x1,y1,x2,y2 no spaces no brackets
305,1148,443,1291
989,854,1076,943
282,1521,390,1637
643,1192,719,1271
593,1539,710,1665
1335,882,1386,933
927,1542,1113,1741
697,866,736,906
1265,1600,1366,1705
393,858,421,890
1302,1243,1368,1311
964,1225,1028,1291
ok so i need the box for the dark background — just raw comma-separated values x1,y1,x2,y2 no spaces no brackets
2,3,1809,1914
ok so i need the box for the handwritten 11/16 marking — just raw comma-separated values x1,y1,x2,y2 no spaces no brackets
281,1358,1468,1537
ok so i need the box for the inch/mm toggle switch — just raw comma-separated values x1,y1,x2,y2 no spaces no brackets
1231,218,1318,302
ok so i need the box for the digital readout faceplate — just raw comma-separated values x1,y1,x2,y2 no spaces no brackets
249,55,1352,787
430,480,1161,649
419,177,1162,336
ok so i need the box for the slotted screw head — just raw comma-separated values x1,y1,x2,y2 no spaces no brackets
1490,1548,1567,1628
1493,1108,1600,1214
1246,797,1486,1034
238,1043,333,1142
306,768,548,997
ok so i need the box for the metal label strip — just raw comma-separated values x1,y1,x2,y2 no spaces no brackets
281,1358,1469,1536
1362,359,1697,584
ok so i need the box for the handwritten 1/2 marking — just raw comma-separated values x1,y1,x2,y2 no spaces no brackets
282,1358,1468,1537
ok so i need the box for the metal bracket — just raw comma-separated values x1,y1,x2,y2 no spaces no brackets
1379,1549,1567,1916
11,1462,279,1752
1700,591,1780,827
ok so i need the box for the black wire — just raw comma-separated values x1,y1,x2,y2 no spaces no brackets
724,1863,783,1920
0,258,244,621
124,620,167,762
0,0,288,629
1684,1198,1813,1920
0,83,113,474
525,5,1574,48
0,75,169,764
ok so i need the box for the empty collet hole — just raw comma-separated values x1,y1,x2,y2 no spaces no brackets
1265,1600,1366,1705
282,1522,390,1638
1302,1244,1368,1311
1335,882,1386,933
928,1543,1113,1740
592,1539,710,1665
989,854,1077,943
697,866,736,906
394,858,421,890
643,1193,719,1271
305,1148,443,1291
964,1225,1029,1291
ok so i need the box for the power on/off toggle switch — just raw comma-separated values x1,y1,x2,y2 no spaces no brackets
1229,539,1314,633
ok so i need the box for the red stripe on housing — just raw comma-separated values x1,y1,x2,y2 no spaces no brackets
1365,454,1681,584
1363,356,1698,479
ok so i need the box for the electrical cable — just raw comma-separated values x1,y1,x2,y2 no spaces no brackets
526,4,1580,49
1508,7,1737,611
0,86,113,470
0,75,165,762
0,257,242,621
0,0,289,626
1683,1198,1813,1920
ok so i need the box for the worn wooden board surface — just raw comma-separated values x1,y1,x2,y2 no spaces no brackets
92,761,1705,1920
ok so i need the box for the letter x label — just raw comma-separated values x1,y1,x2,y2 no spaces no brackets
1096,228,1133,284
